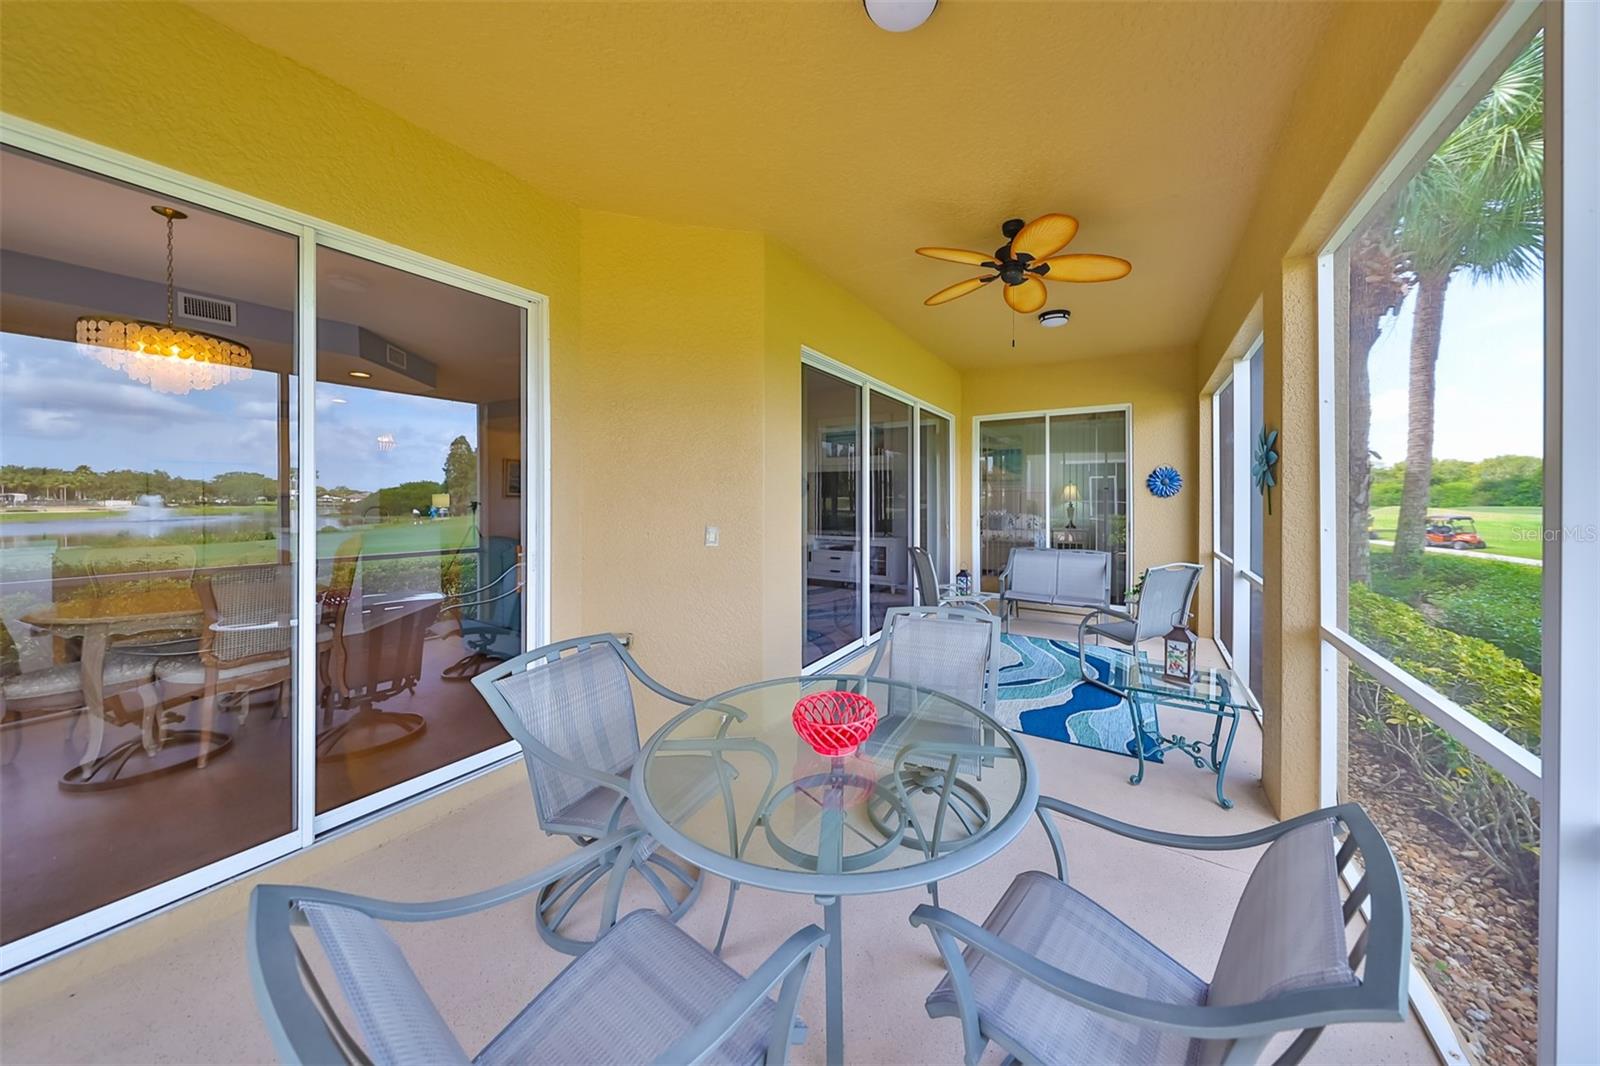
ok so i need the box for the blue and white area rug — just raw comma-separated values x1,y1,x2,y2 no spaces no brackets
997,635,1163,762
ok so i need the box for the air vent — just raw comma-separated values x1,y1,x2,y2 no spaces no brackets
385,344,408,370
177,292,237,327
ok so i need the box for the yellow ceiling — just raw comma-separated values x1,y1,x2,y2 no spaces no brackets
193,0,1337,369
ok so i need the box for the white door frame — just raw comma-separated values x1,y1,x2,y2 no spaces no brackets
970,403,1135,603
800,347,955,672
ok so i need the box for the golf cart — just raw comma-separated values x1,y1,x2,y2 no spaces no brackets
1425,514,1487,550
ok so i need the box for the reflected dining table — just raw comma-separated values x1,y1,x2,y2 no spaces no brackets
631,674,1039,1066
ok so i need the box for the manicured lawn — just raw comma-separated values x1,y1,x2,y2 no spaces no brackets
0,509,116,523
1369,505,1544,561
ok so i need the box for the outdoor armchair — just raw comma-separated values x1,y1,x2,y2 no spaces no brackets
911,799,1410,1066
472,633,731,954
1076,562,1202,676
248,832,827,1066
441,535,522,680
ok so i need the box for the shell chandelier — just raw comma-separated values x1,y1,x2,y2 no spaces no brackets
75,205,253,396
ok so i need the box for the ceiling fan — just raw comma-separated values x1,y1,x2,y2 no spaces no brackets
917,214,1131,313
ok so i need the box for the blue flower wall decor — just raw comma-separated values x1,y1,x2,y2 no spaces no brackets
1146,466,1182,498
1252,428,1280,515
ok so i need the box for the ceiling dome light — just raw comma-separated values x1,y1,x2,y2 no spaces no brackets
1038,308,1072,328
864,0,937,33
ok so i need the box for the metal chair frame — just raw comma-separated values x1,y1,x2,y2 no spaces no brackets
472,633,725,955
248,832,828,1066
911,798,1410,1066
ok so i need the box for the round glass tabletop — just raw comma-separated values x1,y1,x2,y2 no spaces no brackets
630,674,1037,895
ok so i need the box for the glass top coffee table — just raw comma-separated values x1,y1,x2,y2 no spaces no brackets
1082,652,1253,809
631,674,1038,1066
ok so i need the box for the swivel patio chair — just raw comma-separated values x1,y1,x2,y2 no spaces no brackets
248,832,827,1066
860,606,1002,896
472,634,731,955
912,799,1410,1066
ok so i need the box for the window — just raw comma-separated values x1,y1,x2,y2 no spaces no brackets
1211,341,1265,713
800,352,952,669
976,408,1131,602
1321,24,1547,1062
0,135,546,970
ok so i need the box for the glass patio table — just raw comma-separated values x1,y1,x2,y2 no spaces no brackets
1082,653,1253,809
630,674,1038,1066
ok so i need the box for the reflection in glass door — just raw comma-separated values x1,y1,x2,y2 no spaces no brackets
977,417,1048,587
0,147,300,945
313,247,522,816
919,411,951,581
868,392,912,633
802,365,862,665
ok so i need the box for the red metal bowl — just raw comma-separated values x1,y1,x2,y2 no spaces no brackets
792,691,878,757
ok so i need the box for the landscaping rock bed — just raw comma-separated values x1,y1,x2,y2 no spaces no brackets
1349,735,1539,1065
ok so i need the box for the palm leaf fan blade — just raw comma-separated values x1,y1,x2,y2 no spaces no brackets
915,247,997,266
1036,254,1133,282
924,276,993,306
1010,214,1079,260
1002,276,1047,313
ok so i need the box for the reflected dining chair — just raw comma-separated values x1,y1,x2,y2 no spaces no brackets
911,799,1411,1066
472,634,731,955
248,831,827,1066
860,605,1002,899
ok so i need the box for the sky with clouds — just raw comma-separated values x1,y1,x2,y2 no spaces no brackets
0,335,476,493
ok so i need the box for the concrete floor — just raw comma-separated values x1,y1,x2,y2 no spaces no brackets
0,615,1441,1064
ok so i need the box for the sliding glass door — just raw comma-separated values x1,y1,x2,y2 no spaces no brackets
1211,341,1264,707
0,139,544,970
312,247,523,817
801,355,952,668
977,408,1130,602
802,364,862,664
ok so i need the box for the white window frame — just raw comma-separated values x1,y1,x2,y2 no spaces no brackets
0,113,552,972
800,347,955,673
970,404,1135,603
1210,340,1265,720
1314,0,1598,1057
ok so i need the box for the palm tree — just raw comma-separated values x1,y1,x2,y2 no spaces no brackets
1387,33,1543,578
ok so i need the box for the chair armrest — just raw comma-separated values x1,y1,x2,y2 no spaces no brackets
910,904,1377,1041
1036,795,1361,853
249,834,647,1066
652,924,828,1066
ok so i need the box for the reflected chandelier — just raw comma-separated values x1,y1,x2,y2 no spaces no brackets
75,205,253,395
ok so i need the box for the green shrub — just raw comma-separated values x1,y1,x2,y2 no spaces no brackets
1348,584,1540,888
1370,550,1542,672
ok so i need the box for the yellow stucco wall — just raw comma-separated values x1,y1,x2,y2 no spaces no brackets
958,348,1200,595
1190,0,1507,816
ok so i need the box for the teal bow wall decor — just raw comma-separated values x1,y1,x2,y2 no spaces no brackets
1252,428,1280,515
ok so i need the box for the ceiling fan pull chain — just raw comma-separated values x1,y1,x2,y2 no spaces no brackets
165,215,176,327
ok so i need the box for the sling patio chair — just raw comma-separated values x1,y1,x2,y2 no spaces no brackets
911,798,1410,1066
248,831,827,1066
472,633,739,955
909,546,994,612
1075,561,1203,673
859,605,1003,900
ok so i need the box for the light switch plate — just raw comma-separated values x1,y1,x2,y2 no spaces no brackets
704,525,720,547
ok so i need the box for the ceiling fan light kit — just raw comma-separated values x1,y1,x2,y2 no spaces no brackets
916,213,1131,315
863,0,937,33
1038,309,1071,328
